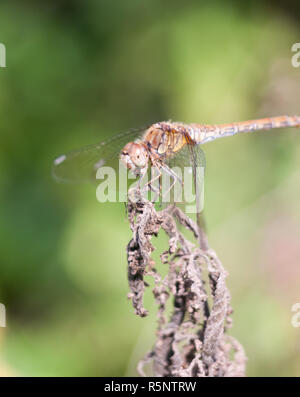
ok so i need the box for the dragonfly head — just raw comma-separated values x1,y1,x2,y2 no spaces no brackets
120,142,149,175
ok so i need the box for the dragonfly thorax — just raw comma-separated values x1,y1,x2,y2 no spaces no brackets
144,122,188,156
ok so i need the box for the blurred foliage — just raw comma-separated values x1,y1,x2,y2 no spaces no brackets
0,0,299,376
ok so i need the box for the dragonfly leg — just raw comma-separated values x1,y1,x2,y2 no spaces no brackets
141,164,162,203
160,163,184,203
150,165,163,203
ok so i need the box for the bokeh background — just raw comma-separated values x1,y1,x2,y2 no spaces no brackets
0,0,300,376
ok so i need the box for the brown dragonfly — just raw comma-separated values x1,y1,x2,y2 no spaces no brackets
53,115,299,248
54,115,300,183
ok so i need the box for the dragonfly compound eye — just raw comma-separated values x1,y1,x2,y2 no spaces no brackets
120,142,149,172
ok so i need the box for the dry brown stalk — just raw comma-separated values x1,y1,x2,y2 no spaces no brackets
126,189,247,377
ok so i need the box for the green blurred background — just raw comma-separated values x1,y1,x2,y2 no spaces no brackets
0,0,299,376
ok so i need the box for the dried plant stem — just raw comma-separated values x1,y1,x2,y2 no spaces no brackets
126,189,246,377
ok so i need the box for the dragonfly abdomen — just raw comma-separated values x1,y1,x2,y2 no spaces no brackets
190,115,300,144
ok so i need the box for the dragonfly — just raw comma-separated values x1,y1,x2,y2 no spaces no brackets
53,115,300,183
53,115,300,247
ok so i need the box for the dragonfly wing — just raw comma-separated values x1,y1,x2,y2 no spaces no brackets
52,127,146,183
166,143,207,245
186,143,207,242
166,143,206,205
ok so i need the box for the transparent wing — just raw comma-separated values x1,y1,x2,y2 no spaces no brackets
166,142,207,244
166,142,206,169
166,142,206,202
52,127,146,183
163,142,206,208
